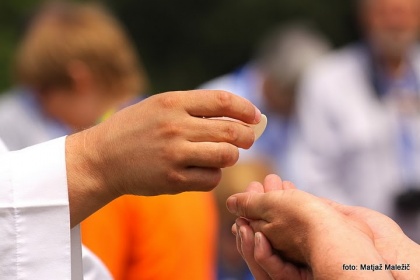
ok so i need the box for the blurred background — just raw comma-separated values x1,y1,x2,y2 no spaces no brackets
0,0,357,93
4,0,420,280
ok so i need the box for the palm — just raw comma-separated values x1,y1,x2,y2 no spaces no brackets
336,205,407,263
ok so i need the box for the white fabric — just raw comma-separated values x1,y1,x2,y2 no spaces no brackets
293,45,420,241
0,137,73,279
0,136,112,279
82,246,113,280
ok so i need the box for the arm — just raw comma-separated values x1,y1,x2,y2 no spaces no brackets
0,90,260,278
66,90,260,227
227,175,408,279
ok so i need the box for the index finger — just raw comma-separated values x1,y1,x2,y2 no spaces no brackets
182,90,261,124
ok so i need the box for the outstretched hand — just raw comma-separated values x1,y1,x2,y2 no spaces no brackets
227,174,420,279
66,90,261,226
230,175,313,280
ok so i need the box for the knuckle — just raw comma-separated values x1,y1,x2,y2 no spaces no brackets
159,93,177,109
161,144,183,164
224,124,239,143
161,121,182,138
166,169,187,189
215,90,233,111
243,127,255,149
217,144,239,167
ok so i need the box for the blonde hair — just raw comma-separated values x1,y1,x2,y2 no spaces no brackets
15,1,147,95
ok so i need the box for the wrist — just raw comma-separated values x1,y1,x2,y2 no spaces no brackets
65,129,119,227
307,216,393,279
387,237,420,279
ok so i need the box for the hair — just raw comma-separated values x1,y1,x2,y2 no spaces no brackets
255,22,331,90
14,1,148,95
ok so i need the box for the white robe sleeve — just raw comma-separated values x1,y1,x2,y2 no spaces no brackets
0,137,82,279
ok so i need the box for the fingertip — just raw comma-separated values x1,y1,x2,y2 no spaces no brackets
231,223,237,235
264,174,283,192
254,106,262,124
254,232,267,262
282,181,297,190
246,181,265,193
254,232,273,260
235,217,249,227
226,196,238,213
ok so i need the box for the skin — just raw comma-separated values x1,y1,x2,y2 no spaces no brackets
261,77,295,117
37,61,134,131
65,89,261,227
227,175,420,279
359,0,420,75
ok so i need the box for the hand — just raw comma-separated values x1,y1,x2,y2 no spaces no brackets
66,90,261,226
235,219,312,280
232,176,313,280
227,175,403,279
324,200,420,280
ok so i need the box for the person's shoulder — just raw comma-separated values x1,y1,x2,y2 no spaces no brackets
0,89,23,106
307,44,365,77
0,89,28,120
301,44,368,93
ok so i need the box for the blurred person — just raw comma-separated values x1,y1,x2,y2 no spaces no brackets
201,23,330,177
200,23,330,279
0,2,217,279
227,174,419,279
0,2,147,150
293,0,420,241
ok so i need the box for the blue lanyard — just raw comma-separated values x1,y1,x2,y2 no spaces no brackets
368,48,420,186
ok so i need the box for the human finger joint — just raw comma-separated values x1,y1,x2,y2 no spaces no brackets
166,169,187,189
217,144,239,167
223,124,239,143
215,90,233,112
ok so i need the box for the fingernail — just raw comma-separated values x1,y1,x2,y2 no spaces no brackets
239,227,245,241
226,196,238,213
255,232,262,246
254,106,261,123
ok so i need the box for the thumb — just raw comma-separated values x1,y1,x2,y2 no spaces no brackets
227,192,269,220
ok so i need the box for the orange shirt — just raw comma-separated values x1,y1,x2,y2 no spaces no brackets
81,192,217,280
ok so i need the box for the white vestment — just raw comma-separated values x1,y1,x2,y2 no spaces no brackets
0,137,112,279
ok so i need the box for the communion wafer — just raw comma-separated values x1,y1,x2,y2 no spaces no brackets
252,114,267,141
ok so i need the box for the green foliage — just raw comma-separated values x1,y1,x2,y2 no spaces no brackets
0,0,356,93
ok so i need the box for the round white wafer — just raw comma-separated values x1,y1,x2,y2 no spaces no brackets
207,114,267,142
252,114,267,141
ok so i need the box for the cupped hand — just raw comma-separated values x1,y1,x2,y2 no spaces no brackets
228,175,396,279
231,175,313,280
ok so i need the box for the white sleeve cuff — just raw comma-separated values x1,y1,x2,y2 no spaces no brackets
0,136,78,279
